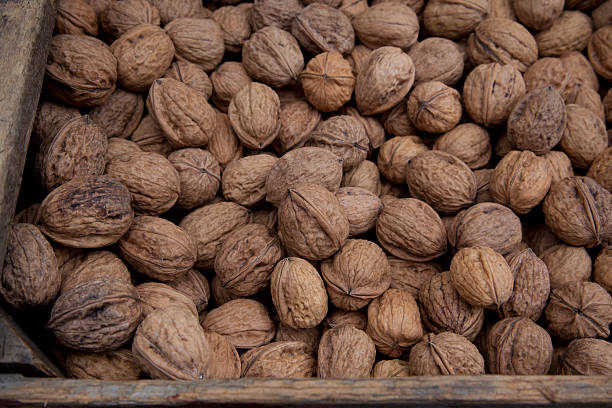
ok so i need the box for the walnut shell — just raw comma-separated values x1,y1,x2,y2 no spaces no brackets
292,3,355,55
388,258,440,298
55,0,98,36
105,152,180,215
300,52,354,113
212,5,252,54
541,244,592,289
346,44,372,78
133,306,210,380
45,34,117,106
377,136,428,184
513,0,563,30
202,331,241,379
335,187,382,237
163,61,213,100
309,115,368,171
317,325,376,378
136,282,198,318
507,86,567,155
565,0,606,10
423,0,488,40
273,101,321,153
561,51,600,93
168,148,220,209
407,81,462,134
32,100,80,146
130,115,173,156
341,160,381,196
544,151,574,184
355,46,415,116
433,124,490,170
323,309,367,333
487,317,553,375
101,0,160,38
211,62,252,112
166,269,210,314
222,154,277,207
536,11,593,57
60,251,130,293
339,0,369,19
376,198,447,262
250,0,303,31
208,112,243,167
450,246,514,309
543,176,612,248
589,26,612,80
408,332,485,375
419,271,484,341
557,338,612,375
89,89,144,140
275,323,321,354
352,2,419,51
147,0,203,24
47,278,141,351
210,275,240,306
38,176,134,248
594,247,612,294
110,25,174,92
546,281,612,340
371,359,410,378
524,223,562,257
242,26,304,88
489,0,516,19
65,349,141,380
381,99,418,137
164,18,224,72
560,104,608,170
564,84,605,122
203,299,276,349
241,341,316,378
408,38,463,86
523,57,572,98
322,239,391,311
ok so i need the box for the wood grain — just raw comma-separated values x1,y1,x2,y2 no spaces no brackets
0,375,611,407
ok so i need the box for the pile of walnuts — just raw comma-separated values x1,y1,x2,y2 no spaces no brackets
3,0,612,380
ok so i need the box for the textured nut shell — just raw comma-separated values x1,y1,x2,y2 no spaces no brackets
543,177,612,248
202,331,240,379
557,338,612,375
241,341,315,378
407,81,462,134
388,258,440,298
588,148,612,194
523,58,572,98
467,18,538,72
408,38,464,86
1,224,60,309
463,63,526,127
541,245,592,290
271,258,328,329
564,84,605,122
449,246,514,309
210,275,240,306
560,104,608,170
406,151,476,214
408,332,485,375
203,299,276,349
474,169,493,203
147,0,203,24
65,349,141,380
292,4,355,55
222,155,277,207
55,0,98,36
372,359,410,378
489,0,516,19
211,62,252,112
490,150,552,215
381,99,418,137
513,0,563,30
544,151,574,184
487,317,553,375
90,89,144,139
166,269,210,313
130,115,172,156
589,26,612,80
524,223,562,257
317,325,376,378
342,160,381,196
346,45,372,78
273,101,320,154
423,0,489,39
278,183,349,261
164,18,224,72
376,198,447,262
13,204,41,225
309,115,369,171
32,100,80,146
275,323,321,354
209,112,243,167
39,176,134,248
322,239,391,311
163,61,213,100
168,149,220,210
560,51,600,93
366,289,423,357
179,202,251,269
300,52,354,113
110,25,174,92
353,3,419,50
323,310,367,334
336,187,382,236
212,5,252,54
60,251,130,293
47,278,141,351
132,306,210,380
536,11,593,57
507,86,567,155
45,34,117,107
250,0,303,31
377,136,428,184
242,27,304,88
105,152,180,215
100,0,160,38
340,106,385,152
355,47,415,116
546,281,612,340
136,282,198,318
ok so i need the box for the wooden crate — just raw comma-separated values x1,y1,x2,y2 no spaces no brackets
0,1,611,407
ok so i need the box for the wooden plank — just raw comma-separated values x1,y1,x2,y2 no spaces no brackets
0,375,611,407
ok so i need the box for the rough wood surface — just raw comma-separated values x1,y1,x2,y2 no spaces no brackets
0,374,611,407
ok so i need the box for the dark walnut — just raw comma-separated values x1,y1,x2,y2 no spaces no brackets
388,258,441,298
321,239,391,311
164,18,224,72
557,338,612,375
212,5,252,54
408,38,463,86
32,100,80,146
211,62,252,112
309,115,369,171
300,52,354,113
336,187,382,237
487,317,553,375
38,176,134,248
352,2,419,51
136,283,198,318
60,251,130,293
408,332,485,375
434,124,491,170
241,341,316,378
89,88,144,139
546,281,612,341
1,224,60,309
47,278,141,351
524,223,562,257
222,154,277,207
292,3,355,55
168,148,221,210
537,11,593,57
118,216,196,282
163,61,213,100
407,81,462,134
560,104,608,170
210,276,240,307
55,0,98,36
250,0,303,31
423,0,489,40
317,325,376,379
273,101,321,154
203,331,241,379
376,198,447,262
100,0,160,38
65,349,141,380
45,34,117,107
377,136,428,184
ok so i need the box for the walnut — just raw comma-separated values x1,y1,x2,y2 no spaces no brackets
278,183,349,261
65,349,141,380
100,0,159,38
309,116,368,171
593,1,612,29
376,198,447,262
300,52,354,113
467,18,538,72
377,136,428,184
407,81,462,134
164,18,224,72
561,51,601,93
595,247,612,294
371,0,424,13
408,38,464,86
36,116,107,192
303,0,342,6
203,299,276,349
118,216,196,281
335,187,382,236
346,44,372,78
210,62,252,112
273,101,320,154
242,27,304,88
487,317,553,375
317,325,376,378
241,341,315,378
560,105,608,170
371,359,410,378
222,155,277,207
423,0,489,40
275,323,321,354
513,0,563,30
450,246,514,309
340,107,384,152
387,258,440,298
523,57,572,98
544,151,574,184
564,84,605,122
546,281,612,340
202,331,240,379
291,3,355,55
60,251,130,293
13,204,42,225
419,271,484,341
45,34,117,106
136,282,198,318
55,0,98,36
321,239,391,311
265,147,343,207
381,99,418,137
147,0,203,24
130,115,172,156
38,176,134,248
86,0,112,15
355,47,415,116
536,11,593,57
32,100,80,146
342,160,381,196
543,177,612,248
474,169,493,203
48,278,141,351
339,0,368,19
163,61,213,100
110,25,174,92
524,223,562,257
210,275,240,306
352,2,419,51
408,332,485,375
590,25,612,78
250,0,303,31
433,124,491,170
208,112,243,167
212,5,252,54
557,338,612,375
463,63,526,127
507,86,567,155
105,151,180,215
167,149,220,210
541,245,592,289
229,82,281,150
89,89,144,140
323,309,367,333
165,269,210,314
